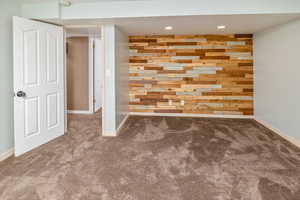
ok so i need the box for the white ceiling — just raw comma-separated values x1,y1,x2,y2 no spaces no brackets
58,14,300,35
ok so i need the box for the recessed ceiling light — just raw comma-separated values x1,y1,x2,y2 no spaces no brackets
60,0,72,7
217,25,226,30
165,26,173,30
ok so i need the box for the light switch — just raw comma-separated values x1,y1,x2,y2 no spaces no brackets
105,69,111,77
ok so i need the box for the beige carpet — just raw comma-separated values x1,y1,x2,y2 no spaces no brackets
0,113,300,200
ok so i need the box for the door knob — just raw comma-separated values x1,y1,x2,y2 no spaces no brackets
16,91,26,97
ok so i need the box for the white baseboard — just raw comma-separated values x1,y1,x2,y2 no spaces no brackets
129,112,254,119
102,131,117,137
102,114,130,137
67,110,94,114
254,118,300,148
116,114,130,135
94,107,102,113
0,148,14,162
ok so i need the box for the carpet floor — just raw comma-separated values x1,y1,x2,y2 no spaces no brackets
0,113,300,200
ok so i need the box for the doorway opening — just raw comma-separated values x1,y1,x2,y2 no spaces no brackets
65,26,104,130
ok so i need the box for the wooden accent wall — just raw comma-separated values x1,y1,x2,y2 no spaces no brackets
129,34,253,115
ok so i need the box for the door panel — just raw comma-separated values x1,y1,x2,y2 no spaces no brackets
47,92,59,129
24,97,40,137
46,31,58,84
24,30,39,86
14,16,64,156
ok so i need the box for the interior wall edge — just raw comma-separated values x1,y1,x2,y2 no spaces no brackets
102,24,117,134
115,26,130,130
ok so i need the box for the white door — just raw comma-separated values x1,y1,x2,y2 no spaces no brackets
13,17,64,156
93,38,103,112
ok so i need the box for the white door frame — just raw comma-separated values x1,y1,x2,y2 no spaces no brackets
101,26,107,135
64,27,103,136
64,30,68,132
88,37,94,114
92,37,103,113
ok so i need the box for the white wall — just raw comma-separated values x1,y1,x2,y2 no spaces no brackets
115,27,129,128
254,19,300,141
22,2,59,19
22,0,300,20
102,24,116,136
0,0,21,155
102,24,129,136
